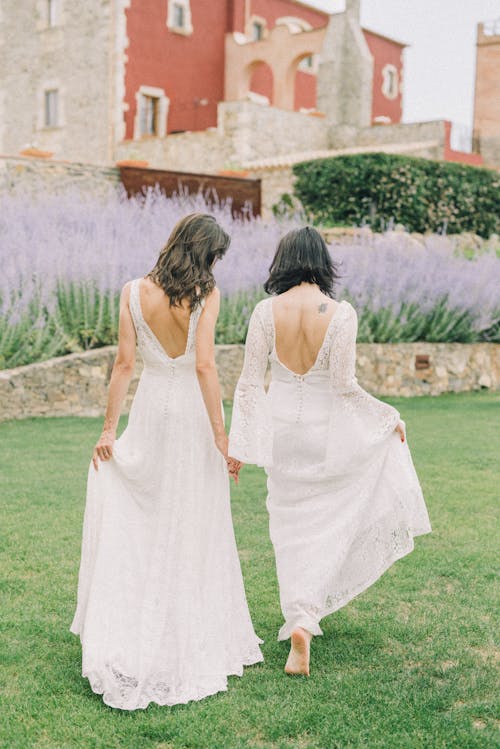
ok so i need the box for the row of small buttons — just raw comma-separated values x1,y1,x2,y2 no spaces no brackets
295,374,304,423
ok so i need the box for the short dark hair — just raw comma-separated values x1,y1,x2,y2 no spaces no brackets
264,226,340,297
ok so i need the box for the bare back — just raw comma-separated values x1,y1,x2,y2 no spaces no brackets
138,277,192,359
272,285,340,375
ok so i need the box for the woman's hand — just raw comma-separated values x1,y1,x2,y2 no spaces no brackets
227,457,243,484
395,421,405,443
92,430,116,471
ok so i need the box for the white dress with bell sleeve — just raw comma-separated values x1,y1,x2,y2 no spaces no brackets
229,298,432,641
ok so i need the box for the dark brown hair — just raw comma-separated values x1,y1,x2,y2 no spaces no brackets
264,226,340,297
148,213,230,308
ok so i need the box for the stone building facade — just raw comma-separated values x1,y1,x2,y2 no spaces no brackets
473,19,500,167
0,0,129,164
0,0,407,165
0,0,490,196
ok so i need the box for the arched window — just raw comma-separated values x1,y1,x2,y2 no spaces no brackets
381,64,399,100
246,15,267,42
275,16,312,34
276,17,317,73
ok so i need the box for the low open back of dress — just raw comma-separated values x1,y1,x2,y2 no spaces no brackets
136,278,193,361
271,298,342,376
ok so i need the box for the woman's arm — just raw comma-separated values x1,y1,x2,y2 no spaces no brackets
228,302,274,467
92,282,136,470
330,304,404,441
195,287,228,458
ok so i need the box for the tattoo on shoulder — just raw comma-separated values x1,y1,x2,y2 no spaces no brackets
318,303,328,313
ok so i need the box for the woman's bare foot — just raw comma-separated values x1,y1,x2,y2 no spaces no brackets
285,627,312,676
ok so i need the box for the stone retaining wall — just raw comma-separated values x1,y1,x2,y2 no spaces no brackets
1,343,498,422
0,155,121,197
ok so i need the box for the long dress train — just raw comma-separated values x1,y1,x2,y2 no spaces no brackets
229,298,432,641
71,278,263,709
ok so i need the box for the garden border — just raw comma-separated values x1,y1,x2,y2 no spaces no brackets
0,343,498,422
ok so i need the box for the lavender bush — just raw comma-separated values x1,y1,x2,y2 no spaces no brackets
0,189,498,369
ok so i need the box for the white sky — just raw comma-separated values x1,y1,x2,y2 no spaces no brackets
307,0,500,131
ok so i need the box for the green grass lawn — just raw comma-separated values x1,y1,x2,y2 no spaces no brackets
1,392,499,749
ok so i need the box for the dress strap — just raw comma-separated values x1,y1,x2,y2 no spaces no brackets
128,278,143,333
185,299,204,354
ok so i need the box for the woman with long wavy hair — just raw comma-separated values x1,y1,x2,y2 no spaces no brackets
229,226,431,676
70,213,263,710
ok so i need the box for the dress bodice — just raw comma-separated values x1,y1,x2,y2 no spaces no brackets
265,298,349,388
128,278,203,374
228,297,401,471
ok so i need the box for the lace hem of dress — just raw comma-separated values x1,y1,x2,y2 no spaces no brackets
79,643,264,710
277,516,432,641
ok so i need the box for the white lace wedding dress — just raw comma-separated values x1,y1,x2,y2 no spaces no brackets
229,298,432,640
70,278,263,710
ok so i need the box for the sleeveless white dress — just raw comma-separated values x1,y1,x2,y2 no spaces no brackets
70,279,263,710
229,298,432,641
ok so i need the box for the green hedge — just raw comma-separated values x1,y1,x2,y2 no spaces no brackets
292,153,500,237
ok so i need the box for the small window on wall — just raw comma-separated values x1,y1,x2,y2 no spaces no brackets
381,64,399,100
252,21,264,41
134,86,169,140
47,0,57,27
44,89,59,127
247,15,267,41
140,95,159,136
298,55,316,73
173,3,184,28
167,0,193,35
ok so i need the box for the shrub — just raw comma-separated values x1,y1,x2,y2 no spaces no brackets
0,189,499,369
292,153,500,237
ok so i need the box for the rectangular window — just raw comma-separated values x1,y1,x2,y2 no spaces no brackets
47,0,57,27
252,22,264,41
44,89,58,127
140,95,159,136
173,2,184,28
167,0,192,35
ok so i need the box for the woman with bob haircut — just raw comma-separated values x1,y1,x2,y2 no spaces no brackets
71,213,263,710
229,226,431,676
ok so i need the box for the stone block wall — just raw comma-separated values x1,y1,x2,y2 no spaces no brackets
115,101,330,173
115,129,232,175
317,5,373,128
1,343,498,422
0,0,125,164
0,155,121,197
219,102,330,164
245,166,296,218
355,342,499,398
331,120,446,159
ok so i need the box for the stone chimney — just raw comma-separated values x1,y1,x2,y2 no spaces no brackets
317,2,373,131
346,0,361,20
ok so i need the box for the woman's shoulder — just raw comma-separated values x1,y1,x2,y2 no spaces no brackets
120,279,138,300
123,276,147,292
199,285,220,311
251,297,273,320
338,299,356,317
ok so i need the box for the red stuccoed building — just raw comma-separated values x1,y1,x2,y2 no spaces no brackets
123,0,405,139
